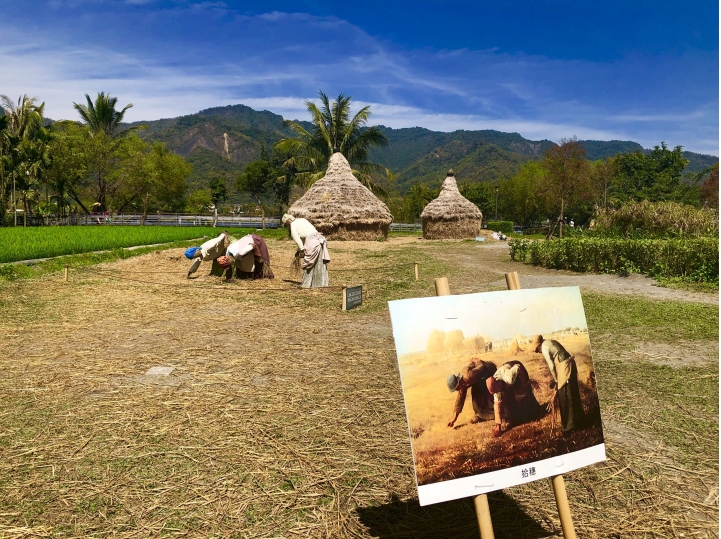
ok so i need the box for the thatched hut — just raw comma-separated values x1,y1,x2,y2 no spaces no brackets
421,170,482,239
286,152,393,240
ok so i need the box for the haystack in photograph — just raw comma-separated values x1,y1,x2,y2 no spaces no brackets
389,286,605,506
421,170,482,239
286,152,393,240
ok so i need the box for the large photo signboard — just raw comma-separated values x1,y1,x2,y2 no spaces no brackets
388,286,605,506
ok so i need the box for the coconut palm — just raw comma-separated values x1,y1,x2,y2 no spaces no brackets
0,95,46,225
0,94,45,139
17,127,53,226
73,92,139,137
274,91,391,195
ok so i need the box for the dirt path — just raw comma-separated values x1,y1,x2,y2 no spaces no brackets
449,240,718,304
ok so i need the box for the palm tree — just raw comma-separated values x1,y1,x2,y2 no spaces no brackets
17,127,53,226
0,95,46,225
274,91,391,195
73,92,139,137
0,94,45,139
73,92,143,211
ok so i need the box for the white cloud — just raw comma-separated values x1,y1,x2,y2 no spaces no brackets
0,8,717,155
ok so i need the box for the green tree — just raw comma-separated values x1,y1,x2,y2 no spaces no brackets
274,91,390,195
72,93,144,211
46,122,90,218
498,163,548,226
0,95,46,225
0,94,44,139
589,157,617,211
114,139,189,224
209,178,228,227
460,181,498,222
611,142,690,203
186,188,213,214
700,163,719,209
262,146,296,214
16,126,53,226
237,160,273,228
397,184,436,222
540,137,591,238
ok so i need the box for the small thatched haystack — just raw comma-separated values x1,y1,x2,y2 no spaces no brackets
287,152,393,240
421,170,482,239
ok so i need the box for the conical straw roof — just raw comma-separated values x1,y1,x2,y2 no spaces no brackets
421,170,482,239
287,152,393,240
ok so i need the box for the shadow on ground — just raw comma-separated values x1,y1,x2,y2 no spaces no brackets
356,492,554,538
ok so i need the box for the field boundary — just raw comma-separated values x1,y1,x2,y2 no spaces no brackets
8,237,208,266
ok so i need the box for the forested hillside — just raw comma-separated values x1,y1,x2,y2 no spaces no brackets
129,103,717,193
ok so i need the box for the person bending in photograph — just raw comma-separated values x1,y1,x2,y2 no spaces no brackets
532,334,585,434
485,360,542,437
186,231,230,278
446,359,497,428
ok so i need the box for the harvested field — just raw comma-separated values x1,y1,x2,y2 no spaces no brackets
0,236,717,538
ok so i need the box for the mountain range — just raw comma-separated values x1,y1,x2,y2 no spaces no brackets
126,103,717,194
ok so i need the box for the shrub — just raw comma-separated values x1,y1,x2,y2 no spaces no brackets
487,220,514,234
594,201,719,238
509,237,719,283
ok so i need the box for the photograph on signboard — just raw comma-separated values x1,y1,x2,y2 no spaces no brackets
388,286,605,506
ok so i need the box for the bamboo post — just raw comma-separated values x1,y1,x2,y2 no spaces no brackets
64,264,69,283
434,275,494,539
552,475,577,539
414,262,419,281
433,276,450,296
504,271,577,539
341,286,347,311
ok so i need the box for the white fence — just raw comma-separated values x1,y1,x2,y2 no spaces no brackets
81,214,282,228
76,214,423,232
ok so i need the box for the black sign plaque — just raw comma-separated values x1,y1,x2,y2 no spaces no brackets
343,285,363,310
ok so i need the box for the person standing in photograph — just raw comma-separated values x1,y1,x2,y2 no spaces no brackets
485,360,542,437
281,213,330,288
446,359,497,428
532,334,585,434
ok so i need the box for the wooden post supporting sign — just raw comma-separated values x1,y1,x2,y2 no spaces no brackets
64,264,69,283
342,285,363,311
414,262,419,281
434,271,577,539
434,276,494,539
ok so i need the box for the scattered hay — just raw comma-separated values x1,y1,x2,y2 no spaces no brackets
0,238,717,538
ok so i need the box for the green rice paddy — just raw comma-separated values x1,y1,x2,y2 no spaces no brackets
0,226,228,263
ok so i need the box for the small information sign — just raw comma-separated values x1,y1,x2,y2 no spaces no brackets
343,285,363,310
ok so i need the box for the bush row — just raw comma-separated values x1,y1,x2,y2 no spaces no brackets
509,237,719,283
594,200,719,238
487,220,514,234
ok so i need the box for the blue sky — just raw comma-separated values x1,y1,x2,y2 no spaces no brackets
389,287,588,356
1,1,718,154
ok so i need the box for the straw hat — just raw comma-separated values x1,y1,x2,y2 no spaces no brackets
446,374,461,392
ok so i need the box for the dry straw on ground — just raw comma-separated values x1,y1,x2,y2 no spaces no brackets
421,171,482,240
287,152,393,240
0,237,717,538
